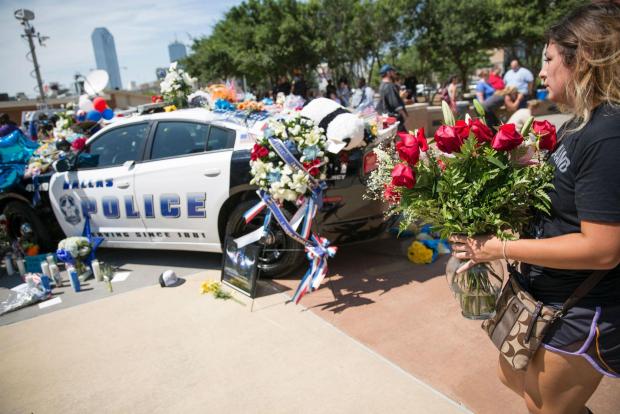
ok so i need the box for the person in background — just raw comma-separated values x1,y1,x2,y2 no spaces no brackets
488,65,505,90
475,69,496,103
325,79,337,99
376,64,408,131
441,75,459,113
481,86,523,127
503,58,534,108
404,74,418,103
507,99,541,131
450,3,620,413
337,77,351,107
290,69,307,100
273,75,290,97
351,77,375,111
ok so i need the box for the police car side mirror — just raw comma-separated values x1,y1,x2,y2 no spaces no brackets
52,158,73,173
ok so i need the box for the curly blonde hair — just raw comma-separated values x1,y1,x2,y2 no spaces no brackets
546,2,620,129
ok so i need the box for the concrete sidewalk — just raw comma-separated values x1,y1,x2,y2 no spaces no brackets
0,270,469,414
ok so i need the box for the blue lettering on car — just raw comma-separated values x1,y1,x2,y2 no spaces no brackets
160,194,180,218
125,195,140,218
102,196,120,218
81,198,97,218
144,195,155,218
187,193,206,218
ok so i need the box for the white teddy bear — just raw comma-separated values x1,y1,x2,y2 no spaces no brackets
300,97,365,153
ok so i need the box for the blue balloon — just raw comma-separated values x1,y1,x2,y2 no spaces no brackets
77,113,86,122
86,110,102,122
102,108,114,120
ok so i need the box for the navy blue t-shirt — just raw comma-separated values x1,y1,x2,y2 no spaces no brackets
527,104,620,306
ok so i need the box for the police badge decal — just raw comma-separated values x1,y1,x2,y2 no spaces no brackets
59,194,82,225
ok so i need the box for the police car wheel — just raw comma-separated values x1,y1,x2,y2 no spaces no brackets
3,201,54,252
225,200,305,279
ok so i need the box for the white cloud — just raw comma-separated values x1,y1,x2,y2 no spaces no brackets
0,0,242,97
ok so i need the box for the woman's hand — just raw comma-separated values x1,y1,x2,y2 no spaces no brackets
449,235,504,273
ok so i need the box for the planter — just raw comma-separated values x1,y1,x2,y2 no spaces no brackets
445,256,504,320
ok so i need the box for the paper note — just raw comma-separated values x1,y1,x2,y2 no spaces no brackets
111,272,131,283
39,296,62,309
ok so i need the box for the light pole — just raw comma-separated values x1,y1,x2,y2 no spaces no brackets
14,9,49,102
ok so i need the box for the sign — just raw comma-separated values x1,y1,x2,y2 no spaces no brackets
221,238,261,298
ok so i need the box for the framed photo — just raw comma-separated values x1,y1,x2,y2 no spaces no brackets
221,237,261,298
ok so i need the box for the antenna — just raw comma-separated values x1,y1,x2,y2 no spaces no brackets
14,8,48,102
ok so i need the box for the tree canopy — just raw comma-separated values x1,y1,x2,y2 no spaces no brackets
183,0,588,91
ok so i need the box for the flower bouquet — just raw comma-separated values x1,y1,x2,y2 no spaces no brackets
250,114,328,203
367,101,556,319
56,236,93,282
159,62,196,109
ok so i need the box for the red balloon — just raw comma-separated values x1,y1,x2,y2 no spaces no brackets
93,97,107,112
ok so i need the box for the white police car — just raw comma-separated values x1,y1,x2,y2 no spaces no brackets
17,108,387,277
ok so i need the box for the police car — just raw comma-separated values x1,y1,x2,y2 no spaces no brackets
5,108,388,277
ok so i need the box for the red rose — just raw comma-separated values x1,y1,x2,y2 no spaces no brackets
391,163,416,189
434,120,470,154
250,143,269,161
491,123,523,151
383,184,401,205
532,120,557,151
71,137,87,152
416,128,428,152
303,159,321,177
396,131,420,166
468,118,494,143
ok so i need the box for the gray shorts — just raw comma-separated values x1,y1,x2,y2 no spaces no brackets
542,304,620,378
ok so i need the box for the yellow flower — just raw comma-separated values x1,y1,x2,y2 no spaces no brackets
164,105,177,112
201,280,220,294
407,241,434,264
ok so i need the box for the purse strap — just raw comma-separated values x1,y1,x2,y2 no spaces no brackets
560,269,610,315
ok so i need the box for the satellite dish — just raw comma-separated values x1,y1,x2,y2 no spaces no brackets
83,70,109,96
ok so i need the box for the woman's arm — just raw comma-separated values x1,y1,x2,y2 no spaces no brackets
476,91,485,103
451,220,620,271
504,94,523,112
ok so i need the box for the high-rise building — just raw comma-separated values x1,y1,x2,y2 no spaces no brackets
91,27,123,90
168,41,187,63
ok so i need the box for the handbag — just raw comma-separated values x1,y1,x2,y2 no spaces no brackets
482,262,609,371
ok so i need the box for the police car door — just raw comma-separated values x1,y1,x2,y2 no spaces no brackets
132,121,234,251
49,122,150,244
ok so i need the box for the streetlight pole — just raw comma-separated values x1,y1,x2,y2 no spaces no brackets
14,9,48,102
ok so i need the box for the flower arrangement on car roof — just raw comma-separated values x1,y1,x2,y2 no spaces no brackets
249,114,328,203
159,62,196,108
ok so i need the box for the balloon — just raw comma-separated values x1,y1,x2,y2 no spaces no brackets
76,110,86,122
86,110,102,122
78,95,94,112
102,108,114,120
93,97,107,112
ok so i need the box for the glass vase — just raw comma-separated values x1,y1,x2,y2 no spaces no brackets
445,256,504,320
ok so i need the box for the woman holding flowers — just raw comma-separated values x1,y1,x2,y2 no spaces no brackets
450,3,620,413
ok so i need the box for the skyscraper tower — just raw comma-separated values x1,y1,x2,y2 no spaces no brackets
91,27,122,90
168,41,187,63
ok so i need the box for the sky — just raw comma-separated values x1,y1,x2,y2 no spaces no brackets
0,0,244,97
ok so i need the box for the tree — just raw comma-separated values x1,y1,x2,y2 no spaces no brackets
492,0,588,73
412,0,496,89
184,0,319,88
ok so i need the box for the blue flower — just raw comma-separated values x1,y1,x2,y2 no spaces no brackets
214,99,234,111
302,145,319,161
267,170,282,183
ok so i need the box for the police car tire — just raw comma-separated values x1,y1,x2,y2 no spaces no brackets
3,200,54,252
225,200,305,279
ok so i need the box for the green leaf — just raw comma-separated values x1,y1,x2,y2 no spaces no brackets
485,155,507,169
473,99,485,118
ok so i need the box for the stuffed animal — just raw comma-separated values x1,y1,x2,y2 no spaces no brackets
300,97,365,153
